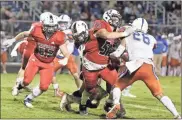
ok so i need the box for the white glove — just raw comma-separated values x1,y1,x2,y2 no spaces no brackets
78,45,85,58
58,57,68,66
122,26,135,37
110,44,125,57
11,50,18,57
3,38,16,48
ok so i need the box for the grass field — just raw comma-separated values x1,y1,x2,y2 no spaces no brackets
1,73,181,119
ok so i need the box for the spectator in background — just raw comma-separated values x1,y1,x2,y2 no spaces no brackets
161,34,168,76
153,35,168,76
1,31,8,73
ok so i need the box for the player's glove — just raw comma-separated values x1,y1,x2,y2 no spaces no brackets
78,45,85,58
107,55,120,70
58,57,68,66
10,50,18,57
110,44,125,57
3,38,16,48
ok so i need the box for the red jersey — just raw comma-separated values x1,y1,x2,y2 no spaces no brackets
30,25,65,63
21,22,42,58
17,41,27,55
85,20,121,64
31,22,42,28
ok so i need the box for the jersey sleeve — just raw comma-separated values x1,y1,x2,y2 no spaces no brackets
29,25,37,37
57,32,66,45
92,20,106,33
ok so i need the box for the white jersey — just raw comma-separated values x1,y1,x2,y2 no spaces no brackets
57,29,74,57
169,39,181,59
1,38,7,53
125,32,156,61
124,31,156,73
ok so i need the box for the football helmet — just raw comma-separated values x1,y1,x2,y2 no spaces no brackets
58,14,72,30
71,20,89,44
103,9,122,28
168,33,174,38
39,12,53,22
161,34,167,39
132,18,148,33
42,14,58,34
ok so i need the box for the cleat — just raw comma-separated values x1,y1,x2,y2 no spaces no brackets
106,104,121,119
104,102,114,112
24,96,33,108
79,104,88,115
65,104,71,111
54,88,64,97
116,103,126,118
12,86,20,96
60,93,80,111
174,115,181,119
60,93,68,111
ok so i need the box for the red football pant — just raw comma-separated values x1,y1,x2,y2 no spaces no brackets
24,54,54,91
82,66,118,93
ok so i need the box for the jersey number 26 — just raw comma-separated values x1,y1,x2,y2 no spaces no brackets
133,32,150,45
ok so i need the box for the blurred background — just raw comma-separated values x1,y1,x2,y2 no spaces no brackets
0,1,181,76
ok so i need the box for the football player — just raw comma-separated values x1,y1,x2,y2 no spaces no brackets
70,9,134,115
106,18,181,119
3,13,70,108
11,12,53,96
52,14,81,97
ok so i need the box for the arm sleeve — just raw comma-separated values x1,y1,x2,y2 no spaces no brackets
57,32,66,45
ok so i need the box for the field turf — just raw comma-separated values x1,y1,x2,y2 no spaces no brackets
1,73,181,119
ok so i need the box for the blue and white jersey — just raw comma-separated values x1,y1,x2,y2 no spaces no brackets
125,31,157,61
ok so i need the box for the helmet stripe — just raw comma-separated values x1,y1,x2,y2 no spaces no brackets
141,18,144,30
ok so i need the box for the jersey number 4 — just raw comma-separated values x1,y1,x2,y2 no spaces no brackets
133,32,150,45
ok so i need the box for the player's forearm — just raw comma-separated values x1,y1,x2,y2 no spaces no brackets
104,32,125,39
96,29,129,40
14,31,30,41
59,43,70,59
13,40,26,51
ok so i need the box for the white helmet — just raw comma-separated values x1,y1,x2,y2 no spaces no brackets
168,33,174,38
39,12,53,22
58,14,72,30
42,14,58,34
71,21,89,44
161,34,167,39
132,18,148,33
103,9,122,28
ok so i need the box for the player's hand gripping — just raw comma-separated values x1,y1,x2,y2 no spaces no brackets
3,38,16,48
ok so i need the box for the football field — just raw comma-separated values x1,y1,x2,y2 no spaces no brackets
1,73,181,119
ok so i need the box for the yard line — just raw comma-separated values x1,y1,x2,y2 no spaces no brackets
125,103,169,113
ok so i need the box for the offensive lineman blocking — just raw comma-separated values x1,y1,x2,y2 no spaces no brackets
106,18,181,119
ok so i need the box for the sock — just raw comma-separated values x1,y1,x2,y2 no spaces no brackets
81,90,90,105
26,86,43,100
113,87,121,104
161,66,167,76
169,67,174,76
53,83,59,90
177,66,181,76
173,67,177,76
160,96,179,117
16,77,24,84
